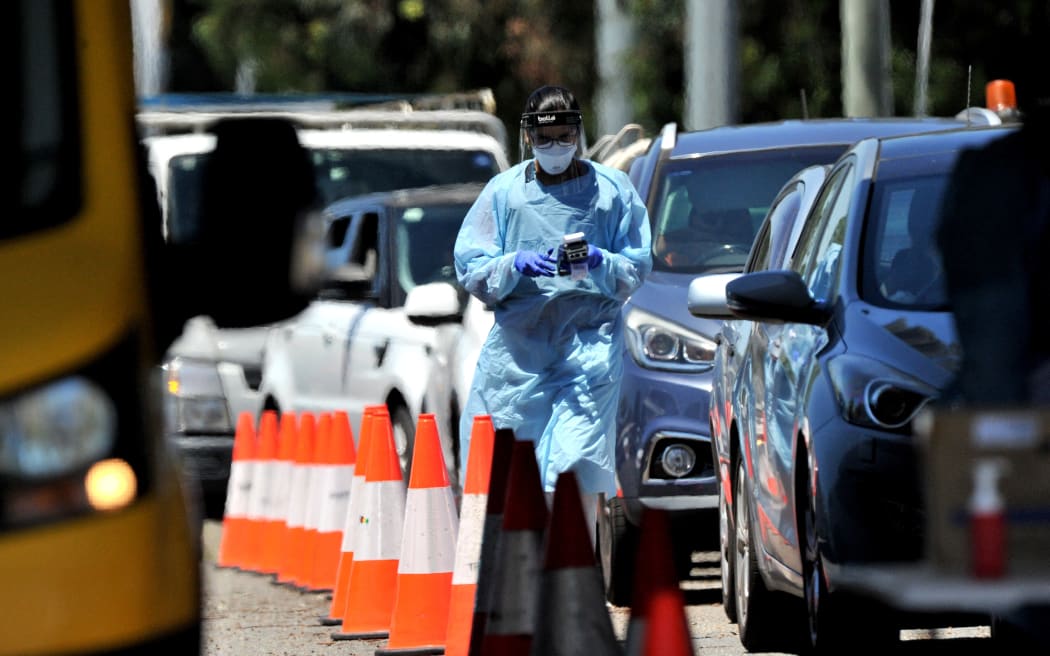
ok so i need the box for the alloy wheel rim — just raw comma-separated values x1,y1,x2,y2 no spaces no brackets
804,487,821,646
720,480,731,595
734,464,750,627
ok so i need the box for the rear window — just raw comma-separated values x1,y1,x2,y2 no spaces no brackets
165,147,499,244
650,146,844,274
312,149,499,206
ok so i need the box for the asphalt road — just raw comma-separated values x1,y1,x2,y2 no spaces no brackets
199,519,1005,655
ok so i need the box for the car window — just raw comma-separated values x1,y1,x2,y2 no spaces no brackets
865,174,949,308
395,202,474,292
311,149,499,206
649,146,844,274
762,184,803,271
744,218,773,273
792,162,854,302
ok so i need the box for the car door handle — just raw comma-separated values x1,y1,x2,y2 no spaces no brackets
770,338,781,360
323,333,333,345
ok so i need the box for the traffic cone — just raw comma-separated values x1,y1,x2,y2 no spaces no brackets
300,412,333,590
479,439,548,656
217,412,257,569
376,413,460,655
321,405,379,626
244,409,279,573
641,586,694,656
276,411,316,587
261,410,297,576
332,406,406,640
465,427,516,656
530,471,621,656
625,508,692,656
311,409,357,593
444,415,497,656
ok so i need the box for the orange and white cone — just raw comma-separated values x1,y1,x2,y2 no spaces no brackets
443,414,497,656
479,439,548,656
262,410,297,576
464,427,516,656
530,471,620,656
321,405,380,626
244,409,279,573
625,508,693,656
332,406,406,640
376,413,460,655
217,412,257,569
312,409,356,593
300,412,332,591
276,411,316,587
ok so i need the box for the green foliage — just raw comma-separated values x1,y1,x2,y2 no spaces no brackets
173,0,1048,145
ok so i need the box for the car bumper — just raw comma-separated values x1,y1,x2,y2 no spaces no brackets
815,417,924,570
616,356,717,524
171,434,234,496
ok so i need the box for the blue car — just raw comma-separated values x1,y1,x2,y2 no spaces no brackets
688,124,1016,652
599,117,967,606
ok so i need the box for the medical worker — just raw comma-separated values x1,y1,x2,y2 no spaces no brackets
454,85,652,530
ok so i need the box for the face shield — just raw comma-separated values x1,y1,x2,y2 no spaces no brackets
519,109,588,164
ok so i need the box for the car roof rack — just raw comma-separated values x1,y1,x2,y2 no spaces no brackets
137,88,507,150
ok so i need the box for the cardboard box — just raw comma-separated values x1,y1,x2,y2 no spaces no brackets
916,408,1050,578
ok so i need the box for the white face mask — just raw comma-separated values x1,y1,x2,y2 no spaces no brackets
534,143,576,175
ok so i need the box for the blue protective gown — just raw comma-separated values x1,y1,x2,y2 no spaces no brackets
454,159,652,496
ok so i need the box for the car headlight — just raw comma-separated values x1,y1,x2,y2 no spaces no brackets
826,353,937,431
625,306,716,372
162,357,233,434
0,376,117,479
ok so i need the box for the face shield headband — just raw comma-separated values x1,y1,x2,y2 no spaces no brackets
519,110,587,163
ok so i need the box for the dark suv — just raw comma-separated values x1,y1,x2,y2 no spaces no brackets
599,117,966,605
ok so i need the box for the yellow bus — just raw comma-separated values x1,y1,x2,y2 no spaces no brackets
2,1,201,653
4,2,321,653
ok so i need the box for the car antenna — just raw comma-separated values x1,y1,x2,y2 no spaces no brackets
965,64,972,127
800,88,809,119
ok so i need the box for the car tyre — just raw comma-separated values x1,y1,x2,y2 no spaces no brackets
389,402,416,482
719,467,737,623
598,494,638,607
800,461,896,653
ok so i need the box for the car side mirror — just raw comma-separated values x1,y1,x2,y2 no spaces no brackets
725,270,831,326
686,273,742,319
158,116,325,332
405,282,463,326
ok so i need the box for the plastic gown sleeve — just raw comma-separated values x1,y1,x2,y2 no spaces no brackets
453,169,652,305
454,181,524,305
585,178,652,301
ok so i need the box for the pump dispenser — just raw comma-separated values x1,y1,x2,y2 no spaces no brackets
969,458,1007,578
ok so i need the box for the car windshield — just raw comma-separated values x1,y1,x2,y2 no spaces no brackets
395,202,473,292
165,148,498,244
650,146,844,274
863,162,953,310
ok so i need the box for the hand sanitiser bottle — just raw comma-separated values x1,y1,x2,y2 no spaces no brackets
969,458,1006,579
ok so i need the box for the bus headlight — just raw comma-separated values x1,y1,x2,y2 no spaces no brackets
0,376,117,479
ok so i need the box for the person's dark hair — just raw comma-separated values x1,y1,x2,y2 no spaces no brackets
523,85,580,114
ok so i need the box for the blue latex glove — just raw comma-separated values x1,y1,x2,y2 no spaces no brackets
586,244,604,270
514,249,557,277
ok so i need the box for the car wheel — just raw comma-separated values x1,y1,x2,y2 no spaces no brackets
719,467,737,623
733,460,799,652
598,494,638,607
389,403,416,482
800,462,895,653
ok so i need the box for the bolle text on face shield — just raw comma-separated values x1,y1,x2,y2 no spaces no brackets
519,109,588,167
